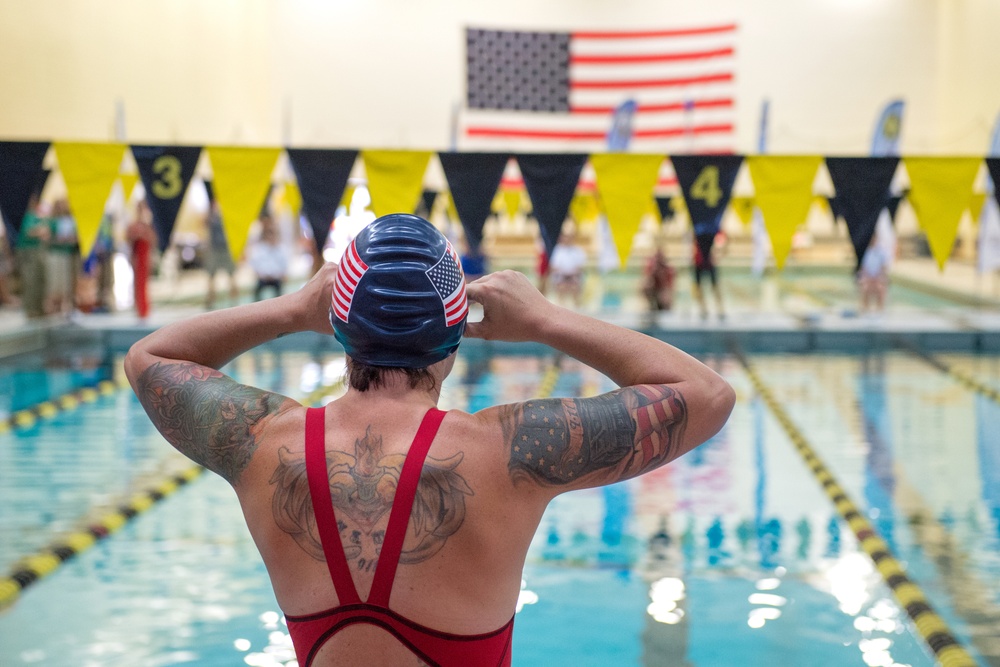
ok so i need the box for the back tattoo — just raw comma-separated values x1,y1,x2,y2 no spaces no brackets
270,425,474,568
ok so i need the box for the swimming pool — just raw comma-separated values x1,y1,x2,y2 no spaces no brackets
1,337,998,666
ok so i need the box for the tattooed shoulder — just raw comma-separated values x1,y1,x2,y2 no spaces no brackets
134,360,287,484
501,385,686,489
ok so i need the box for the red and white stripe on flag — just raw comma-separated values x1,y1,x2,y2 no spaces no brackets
463,24,737,153
426,241,468,327
332,240,369,323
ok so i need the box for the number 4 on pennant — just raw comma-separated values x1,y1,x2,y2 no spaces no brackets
691,165,722,208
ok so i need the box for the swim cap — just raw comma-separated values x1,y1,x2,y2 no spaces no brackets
330,213,468,368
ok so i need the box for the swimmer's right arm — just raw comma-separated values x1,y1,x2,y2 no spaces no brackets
465,270,734,494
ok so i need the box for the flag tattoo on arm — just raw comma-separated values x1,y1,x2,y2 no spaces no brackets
501,384,687,488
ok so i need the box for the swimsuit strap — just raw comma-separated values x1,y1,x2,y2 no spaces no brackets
305,407,362,605
367,408,448,606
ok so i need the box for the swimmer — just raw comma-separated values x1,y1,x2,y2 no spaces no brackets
125,213,734,666
692,232,725,321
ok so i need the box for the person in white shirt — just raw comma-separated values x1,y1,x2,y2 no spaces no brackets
548,229,587,307
248,212,289,301
857,233,890,314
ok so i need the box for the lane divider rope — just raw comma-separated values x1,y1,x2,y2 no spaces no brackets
0,374,347,611
732,347,978,667
897,340,1000,406
0,376,131,434
536,355,562,398
0,465,205,610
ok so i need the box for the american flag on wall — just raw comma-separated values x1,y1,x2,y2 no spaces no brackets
462,24,737,154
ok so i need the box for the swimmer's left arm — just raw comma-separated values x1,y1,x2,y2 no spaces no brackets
495,384,688,494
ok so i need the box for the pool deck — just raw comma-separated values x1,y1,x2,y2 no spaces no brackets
1,257,999,359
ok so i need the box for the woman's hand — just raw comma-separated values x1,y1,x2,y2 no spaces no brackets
464,270,556,342
291,261,339,335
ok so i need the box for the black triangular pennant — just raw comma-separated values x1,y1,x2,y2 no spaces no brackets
654,196,676,224
670,155,743,236
516,153,588,257
439,152,509,251
827,196,841,223
259,183,275,218
417,189,439,218
886,195,903,222
131,145,203,252
988,158,1000,208
286,148,358,253
0,141,50,244
826,157,899,269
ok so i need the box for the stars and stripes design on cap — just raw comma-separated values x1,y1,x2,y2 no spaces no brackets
425,241,468,326
332,239,369,323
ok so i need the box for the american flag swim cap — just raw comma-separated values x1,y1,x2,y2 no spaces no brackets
330,213,468,368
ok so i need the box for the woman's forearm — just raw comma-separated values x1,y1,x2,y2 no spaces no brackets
536,306,722,390
127,293,305,370
126,263,338,375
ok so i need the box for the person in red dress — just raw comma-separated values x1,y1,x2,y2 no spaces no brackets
126,199,157,320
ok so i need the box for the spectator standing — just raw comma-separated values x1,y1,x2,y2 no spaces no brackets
857,233,891,314
0,227,18,308
692,232,725,321
548,230,587,307
127,200,158,320
247,212,288,301
46,198,78,317
643,246,676,312
15,195,49,318
204,200,238,309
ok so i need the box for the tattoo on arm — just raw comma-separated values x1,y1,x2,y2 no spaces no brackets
134,361,286,484
269,425,474,565
501,385,687,488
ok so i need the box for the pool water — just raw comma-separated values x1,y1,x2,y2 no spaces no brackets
0,343,998,666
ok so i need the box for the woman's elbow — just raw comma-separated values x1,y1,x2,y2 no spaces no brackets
714,376,736,422
699,374,736,439
123,345,146,387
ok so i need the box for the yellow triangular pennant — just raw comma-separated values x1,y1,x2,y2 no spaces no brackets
590,153,664,266
205,146,281,261
671,195,687,216
53,142,126,257
492,189,505,215
646,198,660,220
444,192,462,224
729,196,755,227
283,181,302,216
361,150,432,219
119,172,140,202
746,156,822,270
969,192,987,223
570,192,601,226
502,188,523,220
813,194,831,217
342,184,356,211
904,157,981,270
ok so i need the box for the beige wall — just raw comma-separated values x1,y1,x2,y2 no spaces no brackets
0,0,997,153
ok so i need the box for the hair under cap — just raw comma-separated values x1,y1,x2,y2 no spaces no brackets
330,213,468,368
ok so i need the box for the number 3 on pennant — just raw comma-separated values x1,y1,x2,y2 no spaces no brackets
151,155,183,199
690,165,722,208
